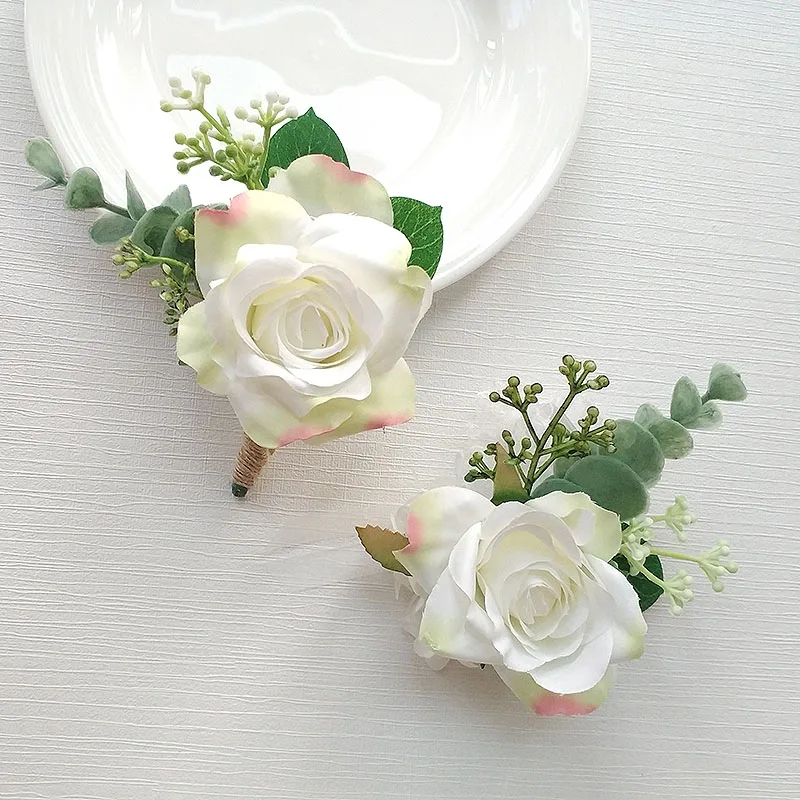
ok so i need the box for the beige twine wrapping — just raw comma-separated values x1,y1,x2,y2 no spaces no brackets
231,435,274,497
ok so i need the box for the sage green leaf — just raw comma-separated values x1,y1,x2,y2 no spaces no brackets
706,363,748,402
24,138,65,183
33,179,58,192
565,455,648,521
491,444,528,505
125,172,147,220
603,420,665,487
162,184,193,213
264,108,349,183
64,167,106,210
390,197,444,278
130,206,178,256
612,553,664,612
530,478,583,499
683,401,723,431
635,404,694,459
90,214,136,245
356,525,411,576
670,376,703,425
552,455,582,478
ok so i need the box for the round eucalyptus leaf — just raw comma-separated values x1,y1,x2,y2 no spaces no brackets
683,401,723,431
604,420,665,487
530,478,583,499
565,455,649,521
706,363,747,402
552,455,581,478
634,403,664,431
130,206,178,256
24,138,65,183
670,376,703,425
90,213,136,245
64,167,106,210
649,418,693,459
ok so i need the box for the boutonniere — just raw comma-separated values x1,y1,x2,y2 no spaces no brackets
357,357,747,715
25,70,444,497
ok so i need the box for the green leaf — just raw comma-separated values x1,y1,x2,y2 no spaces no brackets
90,214,136,245
706,363,747,402
530,478,583,499
684,401,723,431
130,206,178,256
491,444,528,505
612,554,664,612
24,138,66,183
390,197,444,278
125,172,147,221
356,525,411,575
264,108,349,183
552,455,582,478
565,456,649,521
670,376,703,425
635,403,694,459
603,420,665,488
162,185,193,213
64,167,106,210
33,179,58,192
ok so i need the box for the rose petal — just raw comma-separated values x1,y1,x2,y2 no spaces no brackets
175,302,229,394
529,491,623,562
587,556,648,662
195,191,310,295
267,154,393,224
394,487,495,593
494,664,615,716
529,629,614,695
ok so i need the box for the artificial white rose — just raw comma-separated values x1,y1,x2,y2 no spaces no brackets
394,488,647,715
177,155,432,448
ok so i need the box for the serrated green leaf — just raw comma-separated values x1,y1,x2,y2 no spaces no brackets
162,185,193,213
264,109,349,184
565,456,648,521
356,525,410,575
670,376,703,426
130,206,178,256
530,478,583,499
706,363,747,402
24,138,66,183
612,554,664,611
125,172,147,221
390,197,444,278
64,167,106,210
603,420,665,488
90,214,136,245
491,444,528,505
684,401,723,431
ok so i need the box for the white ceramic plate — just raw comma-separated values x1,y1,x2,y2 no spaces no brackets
25,0,590,290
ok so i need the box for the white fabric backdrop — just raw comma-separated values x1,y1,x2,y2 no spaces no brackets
1,1,798,798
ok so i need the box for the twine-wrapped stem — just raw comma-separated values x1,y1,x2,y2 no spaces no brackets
231,435,274,497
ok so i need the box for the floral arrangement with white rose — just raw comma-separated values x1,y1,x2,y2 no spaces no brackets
357,357,748,716
25,70,442,496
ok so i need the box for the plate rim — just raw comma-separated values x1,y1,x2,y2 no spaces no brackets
23,0,591,292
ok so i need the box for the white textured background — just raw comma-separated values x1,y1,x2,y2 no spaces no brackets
1,1,799,798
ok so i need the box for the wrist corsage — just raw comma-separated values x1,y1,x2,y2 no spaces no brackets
357,357,747,716
25,70,444,496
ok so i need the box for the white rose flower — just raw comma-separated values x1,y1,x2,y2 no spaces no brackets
177,155,432,448
394,488,648,715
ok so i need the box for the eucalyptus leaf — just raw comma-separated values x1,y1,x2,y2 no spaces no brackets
33,179,58,192
530,478,583,499
64,167,106,210
603,420,665,488
612,554,664,612
264,108,349,183
390,197,444,278
552,455,581,478
162,185,193,213
356,525,410,576
90,213,136,245
130,206,178,256
491,444,528,505
683,401,723,431
635,404,694,460
670,376,703,426
706,363,748,402
565,456,649,521
125,172,147,220
24,138,66,183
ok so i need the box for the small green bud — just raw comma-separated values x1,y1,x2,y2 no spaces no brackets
178,88,193,100
502,430,514,445
562,355,575,368
174,133,187,145
521,438,532,450
111,254,125,266
186,137,200,148
583,360,597,373
489,392,501,403
485,443,497,456
604,420,617,430
508,376,520,388
199,121,212,135
209,165,223,177
173,151,188,160
234,107,249,120
160,101,174,112
225,144,238,157
176,162,190,174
